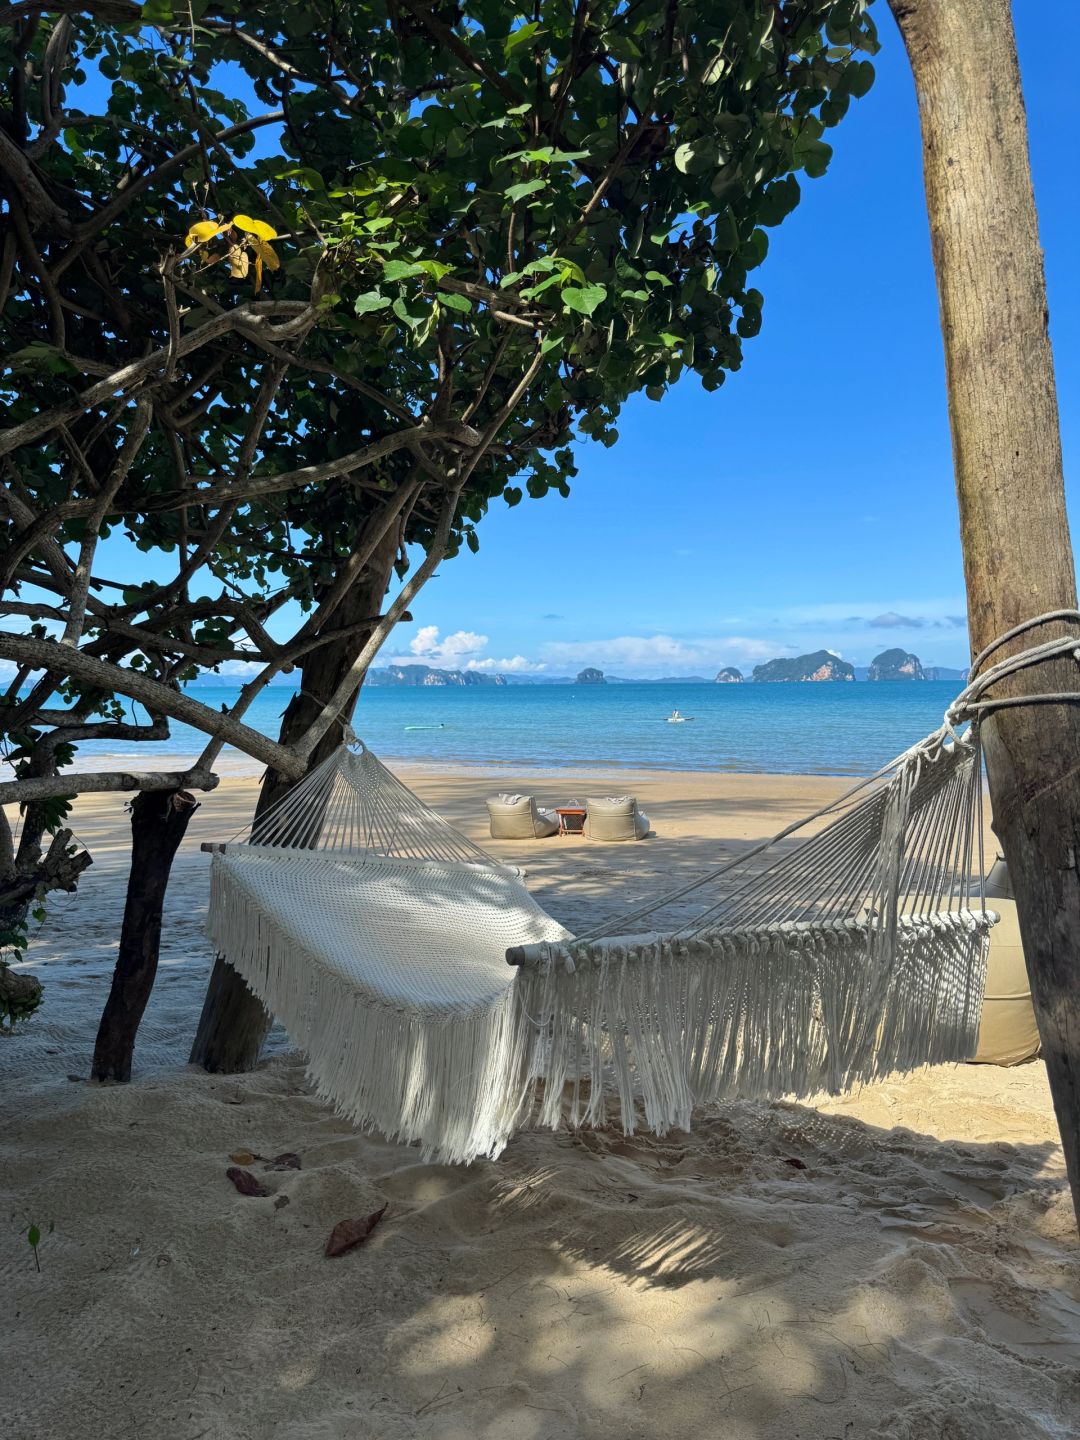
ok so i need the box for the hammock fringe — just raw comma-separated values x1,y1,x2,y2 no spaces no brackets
516,913,992,1140
205,725,995,1166
209,859,535,1164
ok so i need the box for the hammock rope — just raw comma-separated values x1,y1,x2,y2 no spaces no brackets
205,616,1080,1164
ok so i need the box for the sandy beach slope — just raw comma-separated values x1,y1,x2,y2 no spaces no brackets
3,764,1079,1440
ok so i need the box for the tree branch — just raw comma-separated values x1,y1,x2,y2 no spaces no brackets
0,304,315,457
0,768,220,805
62,395,152,646
0,633,305,777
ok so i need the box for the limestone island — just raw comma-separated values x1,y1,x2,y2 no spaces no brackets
868,648,925,681
368,664,506,687
752,651,855,683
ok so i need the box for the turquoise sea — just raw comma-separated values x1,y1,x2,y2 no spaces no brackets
80,680,967,777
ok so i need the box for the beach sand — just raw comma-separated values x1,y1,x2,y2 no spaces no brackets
3,764,1078,1440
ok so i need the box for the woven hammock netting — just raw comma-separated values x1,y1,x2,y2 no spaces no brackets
206,711,993,1164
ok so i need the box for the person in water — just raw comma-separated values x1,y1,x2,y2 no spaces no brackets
670,709,681,721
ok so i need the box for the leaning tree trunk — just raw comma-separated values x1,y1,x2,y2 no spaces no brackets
890,0,1080,1227
91,789,199,1080
189,525,400,1072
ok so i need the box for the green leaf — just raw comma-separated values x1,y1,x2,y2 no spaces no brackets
757,175,801,227
27,1225,40,1248
561,283,607,317
555,258,586,284
845,60,876,99
438,291,472,313
702,51,727,85
392,296,425,329
605,33,642,63
742,228,769,269
675,142,711,176
795,138,833,180
353,292,390,315
749,7,775,55
540,333,565,355
505,178,546,204
520,273,562,300
381,259,426,281
504,22,544,55
820,95,850,129
507,146,589,165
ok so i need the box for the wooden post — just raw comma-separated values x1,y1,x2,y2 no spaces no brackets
91,789,199,1081
889,0,1080,1227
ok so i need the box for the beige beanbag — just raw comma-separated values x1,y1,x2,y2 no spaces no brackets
971,858,1040,1066
584,796,650,842
486,794,559,840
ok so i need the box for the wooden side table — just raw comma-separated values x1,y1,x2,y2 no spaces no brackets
555,806,586,836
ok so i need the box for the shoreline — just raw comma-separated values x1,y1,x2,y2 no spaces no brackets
57,745,885,784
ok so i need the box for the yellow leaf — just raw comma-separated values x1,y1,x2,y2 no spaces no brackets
250,236,280,272
225,244,249,279
232,213,278,241
253,253,263,294
184,218,225,250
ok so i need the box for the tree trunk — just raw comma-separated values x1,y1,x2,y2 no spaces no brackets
889,0,1080,1227
189,526,400,1072
91,789,199,1080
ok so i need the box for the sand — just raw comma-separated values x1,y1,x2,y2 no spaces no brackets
3,763,1079,1440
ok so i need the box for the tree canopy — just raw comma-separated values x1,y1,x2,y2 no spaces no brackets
0,0,878,963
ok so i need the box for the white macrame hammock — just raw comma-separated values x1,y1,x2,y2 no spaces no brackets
205,694,1006,1164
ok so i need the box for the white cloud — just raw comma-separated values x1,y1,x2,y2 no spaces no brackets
408,624,440,657
383,625,544,675
541,633,784,676
408,626,488,661
215,659,264,677
466,655,547,673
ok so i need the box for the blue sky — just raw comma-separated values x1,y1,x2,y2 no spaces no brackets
77,10,1077,682
382,8,1077,679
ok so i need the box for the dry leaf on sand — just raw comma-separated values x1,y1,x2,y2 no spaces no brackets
325,1205,387,1258
226,1167,270,1197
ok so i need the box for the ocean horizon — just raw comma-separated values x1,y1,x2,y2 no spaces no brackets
67,679,967,778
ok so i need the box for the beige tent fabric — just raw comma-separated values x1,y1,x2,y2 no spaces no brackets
584,796,650,842
486,794,559,840
971,858,1040,1066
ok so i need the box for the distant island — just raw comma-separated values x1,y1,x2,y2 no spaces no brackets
753,651,855,683
366,664,506,688
868,648,924,681
924,665,968,681
284,652,973,689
